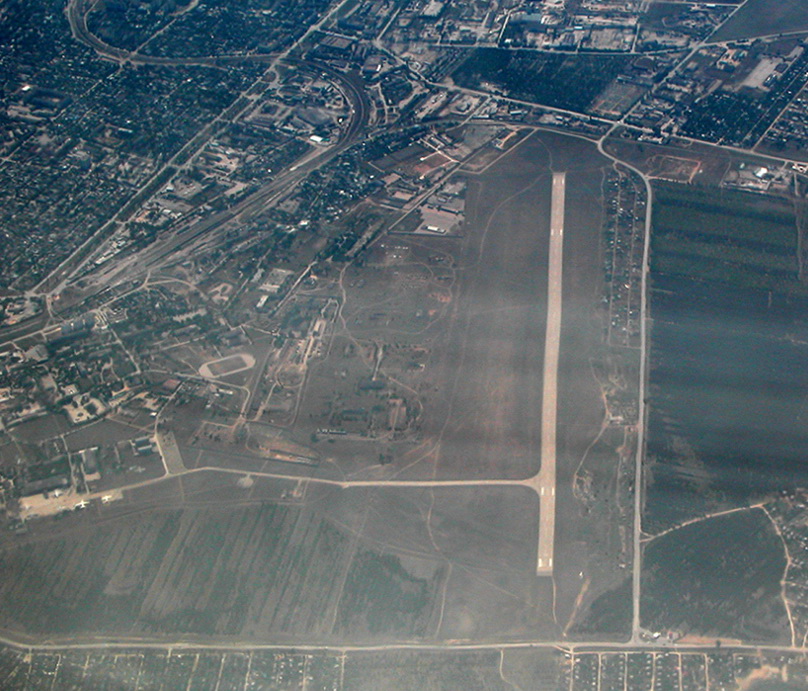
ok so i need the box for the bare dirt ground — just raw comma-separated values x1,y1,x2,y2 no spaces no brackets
410,135,554,482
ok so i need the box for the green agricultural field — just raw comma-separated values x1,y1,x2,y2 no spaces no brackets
0,476,543,644
710,0,808,42
641,508,789,642
650,183,804,295
645,181,808,546
0,499,351,639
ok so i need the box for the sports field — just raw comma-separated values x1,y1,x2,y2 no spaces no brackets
199,353,256,378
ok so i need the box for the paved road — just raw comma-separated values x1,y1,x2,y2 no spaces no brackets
595,132,653,643
536,172,565,575
1,625,802,655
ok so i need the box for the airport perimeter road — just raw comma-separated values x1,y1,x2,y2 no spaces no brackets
596,131,653,642
536,171,565,575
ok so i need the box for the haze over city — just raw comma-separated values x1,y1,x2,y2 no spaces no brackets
1,0,808,688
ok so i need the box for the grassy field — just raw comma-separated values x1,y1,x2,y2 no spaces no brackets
641,508,789,642
0,477,546,643
147,128,630,644
551,155,635,641
0,501,351,638
305,131,629,639
710,0,808,42
418,136,553,481
294,130,610,485
646,183,808,531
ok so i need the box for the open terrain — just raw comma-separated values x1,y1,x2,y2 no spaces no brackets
0,130,632,648
710,0,808,42
645,182,808,532
641,508,789,643
6,0,808,682
288,132,613,489
638,179,808,647
0,472,549,643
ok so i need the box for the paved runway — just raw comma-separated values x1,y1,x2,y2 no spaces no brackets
537,171,565,575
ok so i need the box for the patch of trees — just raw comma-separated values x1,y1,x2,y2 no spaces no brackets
452,48,633,113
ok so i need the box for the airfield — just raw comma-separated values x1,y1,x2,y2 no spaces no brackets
0,130,633,644
5,0,808,683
